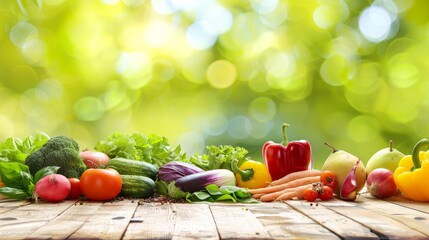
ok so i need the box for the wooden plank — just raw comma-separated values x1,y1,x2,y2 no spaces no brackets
248,202,341,240
124,203,218,240
286,200,377,240
173,203,218,239
359,196,429,237
386,195,429,214
26,201,105,239
0,200,76,240
321,198,429,240
123,203,174,240
210,204,271,239
0,199,31,214
68,199,138,240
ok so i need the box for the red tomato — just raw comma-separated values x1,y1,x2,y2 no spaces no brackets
319,185,334,201
303,187,318,202
67,178,82,199
79,168,122,201
320,170,337,191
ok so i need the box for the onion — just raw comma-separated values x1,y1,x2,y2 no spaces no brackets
80,150,110,168
366,168,398,199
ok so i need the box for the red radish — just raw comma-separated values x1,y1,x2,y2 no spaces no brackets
66,178,82,199
80,150,110,168
35,174,71,202
366,168,398,199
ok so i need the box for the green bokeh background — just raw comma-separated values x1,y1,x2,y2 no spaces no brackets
1,0,428,169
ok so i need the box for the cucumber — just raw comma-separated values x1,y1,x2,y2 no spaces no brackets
107,158,158,180
120,175,155,198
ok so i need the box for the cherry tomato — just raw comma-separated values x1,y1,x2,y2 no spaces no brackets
67,178,82,199
320,170,337,191
319,185,334,201
303,187,318,202
80,168,122,201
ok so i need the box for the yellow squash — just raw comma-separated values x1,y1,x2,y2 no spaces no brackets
394,139,429,202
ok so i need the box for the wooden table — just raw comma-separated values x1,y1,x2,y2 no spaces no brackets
0,194,427,240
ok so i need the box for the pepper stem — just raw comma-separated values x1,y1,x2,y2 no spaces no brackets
281,123,290,146
231,159,254,182
411,138,429,170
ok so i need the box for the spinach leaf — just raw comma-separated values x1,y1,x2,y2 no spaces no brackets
186,184,259,203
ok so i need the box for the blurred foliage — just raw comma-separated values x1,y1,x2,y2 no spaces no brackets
1,0,429,169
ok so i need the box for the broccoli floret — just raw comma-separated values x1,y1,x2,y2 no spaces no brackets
25,136,87,178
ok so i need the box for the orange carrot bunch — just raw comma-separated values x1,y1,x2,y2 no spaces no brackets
249,169,322,202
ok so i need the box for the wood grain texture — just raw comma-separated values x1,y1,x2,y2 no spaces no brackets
387,195,429,214
0,195,427,240
124,203,218,240
0,200,76,240
68,199,138,240
321,197,429,240
286,199,378,240
210,204,271,239
359,197,429,237
248,202,341,240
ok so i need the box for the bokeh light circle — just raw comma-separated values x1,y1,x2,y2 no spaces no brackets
206,60,237,89
358,6,395,43
248,97,277,123
74,97,105,121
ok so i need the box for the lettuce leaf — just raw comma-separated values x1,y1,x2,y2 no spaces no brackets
0,132,50,163
189,145,250,171
94,132,186,167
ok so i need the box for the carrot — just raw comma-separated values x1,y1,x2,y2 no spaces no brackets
258,177,319,202
275,184,312,201
251,193,264,199
249,175,320,195
269,169,321,186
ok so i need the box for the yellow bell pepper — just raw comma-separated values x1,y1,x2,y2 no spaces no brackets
231,159,272,189
394,139,429,202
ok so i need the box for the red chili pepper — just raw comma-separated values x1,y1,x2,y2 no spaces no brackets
262,123,312,181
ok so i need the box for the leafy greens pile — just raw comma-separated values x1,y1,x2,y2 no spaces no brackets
0,133,58,200
0,133,50,163
189,145,250,171
94,132,186,167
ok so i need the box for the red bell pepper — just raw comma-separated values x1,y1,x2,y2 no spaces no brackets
262,123,312,181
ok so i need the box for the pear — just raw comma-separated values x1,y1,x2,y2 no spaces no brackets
365,140,404,175
322,143,366,199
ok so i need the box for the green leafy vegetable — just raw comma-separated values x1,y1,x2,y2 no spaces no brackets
0,132,50,163
0,165,60,200
185,184,259,203
94,132,186,167
189,145,251,171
